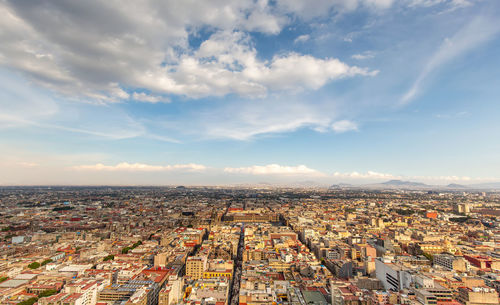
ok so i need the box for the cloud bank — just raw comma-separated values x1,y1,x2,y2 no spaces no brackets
224,164,325,176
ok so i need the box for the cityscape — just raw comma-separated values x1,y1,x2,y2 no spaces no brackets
1,1,500,305
0,186,498,305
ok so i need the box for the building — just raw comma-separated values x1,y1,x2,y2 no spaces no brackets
415,286,453,305
98,288,134,303
154,253,168,268
375,258,413,291
186,277,230,305
414,243,444,255
185,256,207,280
302,290,329,305
463,255,500,270
331,284,369,305
158,276,183,305
457,287,499,305
434,254,469,272
203,259,233,279
456,204,471,214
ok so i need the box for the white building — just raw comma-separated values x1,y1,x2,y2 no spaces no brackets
375,258,413,291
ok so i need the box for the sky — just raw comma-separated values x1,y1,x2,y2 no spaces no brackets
0,0,499,186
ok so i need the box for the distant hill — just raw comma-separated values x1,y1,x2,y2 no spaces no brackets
354,180,500,191
269,179,500,191
382,180,428,187
329,183,353,189
447,183,468,189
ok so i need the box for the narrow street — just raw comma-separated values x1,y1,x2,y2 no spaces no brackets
228,224,244,305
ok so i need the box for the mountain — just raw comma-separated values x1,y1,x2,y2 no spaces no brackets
447,183,468,189
382,180,428,187
341,180,500,191
329,183,353,189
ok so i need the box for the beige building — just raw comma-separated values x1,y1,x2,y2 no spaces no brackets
185,256,207,279
154,252,168,267
158,279,183,305
125,288,148,305
457,287,499,305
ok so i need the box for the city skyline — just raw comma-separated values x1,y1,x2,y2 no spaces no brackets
1,0,500,185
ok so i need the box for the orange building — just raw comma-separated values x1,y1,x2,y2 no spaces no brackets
426,212,438,219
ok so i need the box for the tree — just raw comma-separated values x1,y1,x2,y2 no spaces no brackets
450,216,470,223
16,297,38,305
422,252,433,262
28,262,40,269
41,259,53,266
38,289,57,298
103,254,114,261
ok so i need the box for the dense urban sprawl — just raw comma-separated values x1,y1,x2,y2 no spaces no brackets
0,186,499,305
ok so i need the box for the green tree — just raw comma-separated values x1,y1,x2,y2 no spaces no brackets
422,252,434,262
38,289,57,298
103,254,114,261
28,262,40,269
41,259,53,266
16,297,38,305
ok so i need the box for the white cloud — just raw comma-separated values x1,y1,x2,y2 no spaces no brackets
0,0,480,103
274,0,395,20
407,0,473,9
0,70,179,143
72,162,207,172
333,171,397,179
365,0,395,9
294,34,310,44
401,14,500,104
224,164,325,176
176,96,337,140
139,31,378,98
351,51,375,60
132,92,167,103
244,6,288,34
248,53,378,92
0,1,380,102
331,120,358,133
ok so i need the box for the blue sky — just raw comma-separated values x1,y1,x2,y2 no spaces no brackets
0,0,499,185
